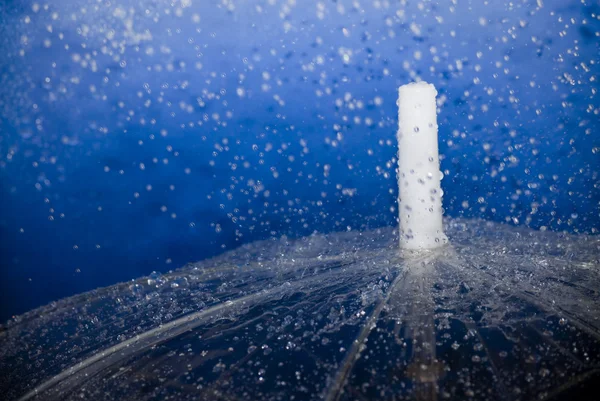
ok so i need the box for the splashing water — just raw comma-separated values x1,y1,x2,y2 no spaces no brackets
0,0,599,400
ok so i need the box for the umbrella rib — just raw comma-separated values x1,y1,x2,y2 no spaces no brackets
514,288,600,343
436,252,512,401
322,253,433,401
542,368,600,400
463,321,512,401
526,323,585,366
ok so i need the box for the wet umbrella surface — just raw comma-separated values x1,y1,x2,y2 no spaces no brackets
1,219,599,400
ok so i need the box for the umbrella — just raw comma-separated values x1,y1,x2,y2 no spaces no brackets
1,83,598,401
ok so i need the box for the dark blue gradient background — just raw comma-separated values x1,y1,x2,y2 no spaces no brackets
0,0,598,321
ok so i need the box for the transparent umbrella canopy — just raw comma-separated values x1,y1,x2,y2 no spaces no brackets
0,219,599,401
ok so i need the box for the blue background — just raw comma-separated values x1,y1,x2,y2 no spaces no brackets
0,0,598,322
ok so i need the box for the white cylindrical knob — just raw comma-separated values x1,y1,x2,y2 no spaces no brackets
397,82,448,249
